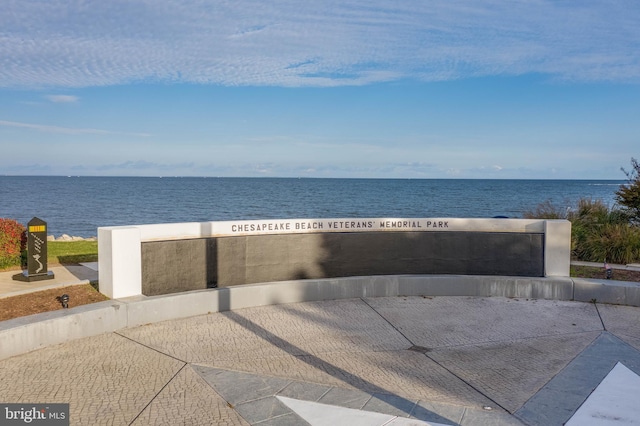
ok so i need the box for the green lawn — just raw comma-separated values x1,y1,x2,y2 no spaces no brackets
47,240,98,265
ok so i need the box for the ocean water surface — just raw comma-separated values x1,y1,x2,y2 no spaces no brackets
0,176,625,237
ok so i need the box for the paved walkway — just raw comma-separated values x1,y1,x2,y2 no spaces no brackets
2,264,640,424
0,263,98,298
2,294,640,425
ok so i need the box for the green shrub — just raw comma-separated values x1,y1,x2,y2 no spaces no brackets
570,199,629,226
523,198,640,264
573,223,640,264
0,218,26,269
568,199,635,263
616,157,640,224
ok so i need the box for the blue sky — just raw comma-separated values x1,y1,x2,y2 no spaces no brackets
1,1,639,179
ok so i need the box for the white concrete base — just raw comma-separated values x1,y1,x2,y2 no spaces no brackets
573,278,640,307
124,275,574,327
0,300,127,361
98,227,141,299
545,220,572,276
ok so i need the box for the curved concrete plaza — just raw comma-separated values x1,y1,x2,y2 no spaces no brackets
2,284,640,425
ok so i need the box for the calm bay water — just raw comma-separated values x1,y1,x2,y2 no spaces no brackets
0,176,625,237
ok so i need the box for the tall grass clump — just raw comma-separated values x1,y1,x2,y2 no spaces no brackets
616,157,640,225
0,218,26,269
524,198,640,264
522,200,569,219
573,222,640,264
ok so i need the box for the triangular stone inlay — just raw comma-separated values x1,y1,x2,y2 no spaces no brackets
566,363,640,425
277,396,445,426
516,333,640,426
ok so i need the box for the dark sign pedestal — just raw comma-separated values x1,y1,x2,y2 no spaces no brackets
12,270,55,282
12,217,55,283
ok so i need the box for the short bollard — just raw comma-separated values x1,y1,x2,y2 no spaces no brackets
604,263,613,279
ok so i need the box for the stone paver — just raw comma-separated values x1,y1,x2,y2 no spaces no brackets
598,303,640,340
596,303,640,352
460,407,525,426
365,296,603,349
131,366,249,426
0,333,184,425
427,332,601,413
2,296,640,425
119,299,411,363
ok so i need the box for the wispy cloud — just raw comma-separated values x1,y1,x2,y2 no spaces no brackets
95,161,195,172
0,1,638,88
0,120,150,137
45,95,79,103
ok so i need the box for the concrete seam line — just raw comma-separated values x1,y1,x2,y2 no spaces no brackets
127,363,188,426
594,303,607,331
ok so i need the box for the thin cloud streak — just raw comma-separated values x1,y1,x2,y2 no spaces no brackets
1,1,638,88
0,120,151,137
45,95,79,103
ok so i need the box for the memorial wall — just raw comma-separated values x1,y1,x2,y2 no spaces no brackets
98,218,571,299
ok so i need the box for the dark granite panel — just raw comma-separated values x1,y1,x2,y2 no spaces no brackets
142,232,544,294
141,238,216,295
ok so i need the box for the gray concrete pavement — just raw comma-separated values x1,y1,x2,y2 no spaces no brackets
2,295,640,425
0,263,98,298
2,264,640,425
